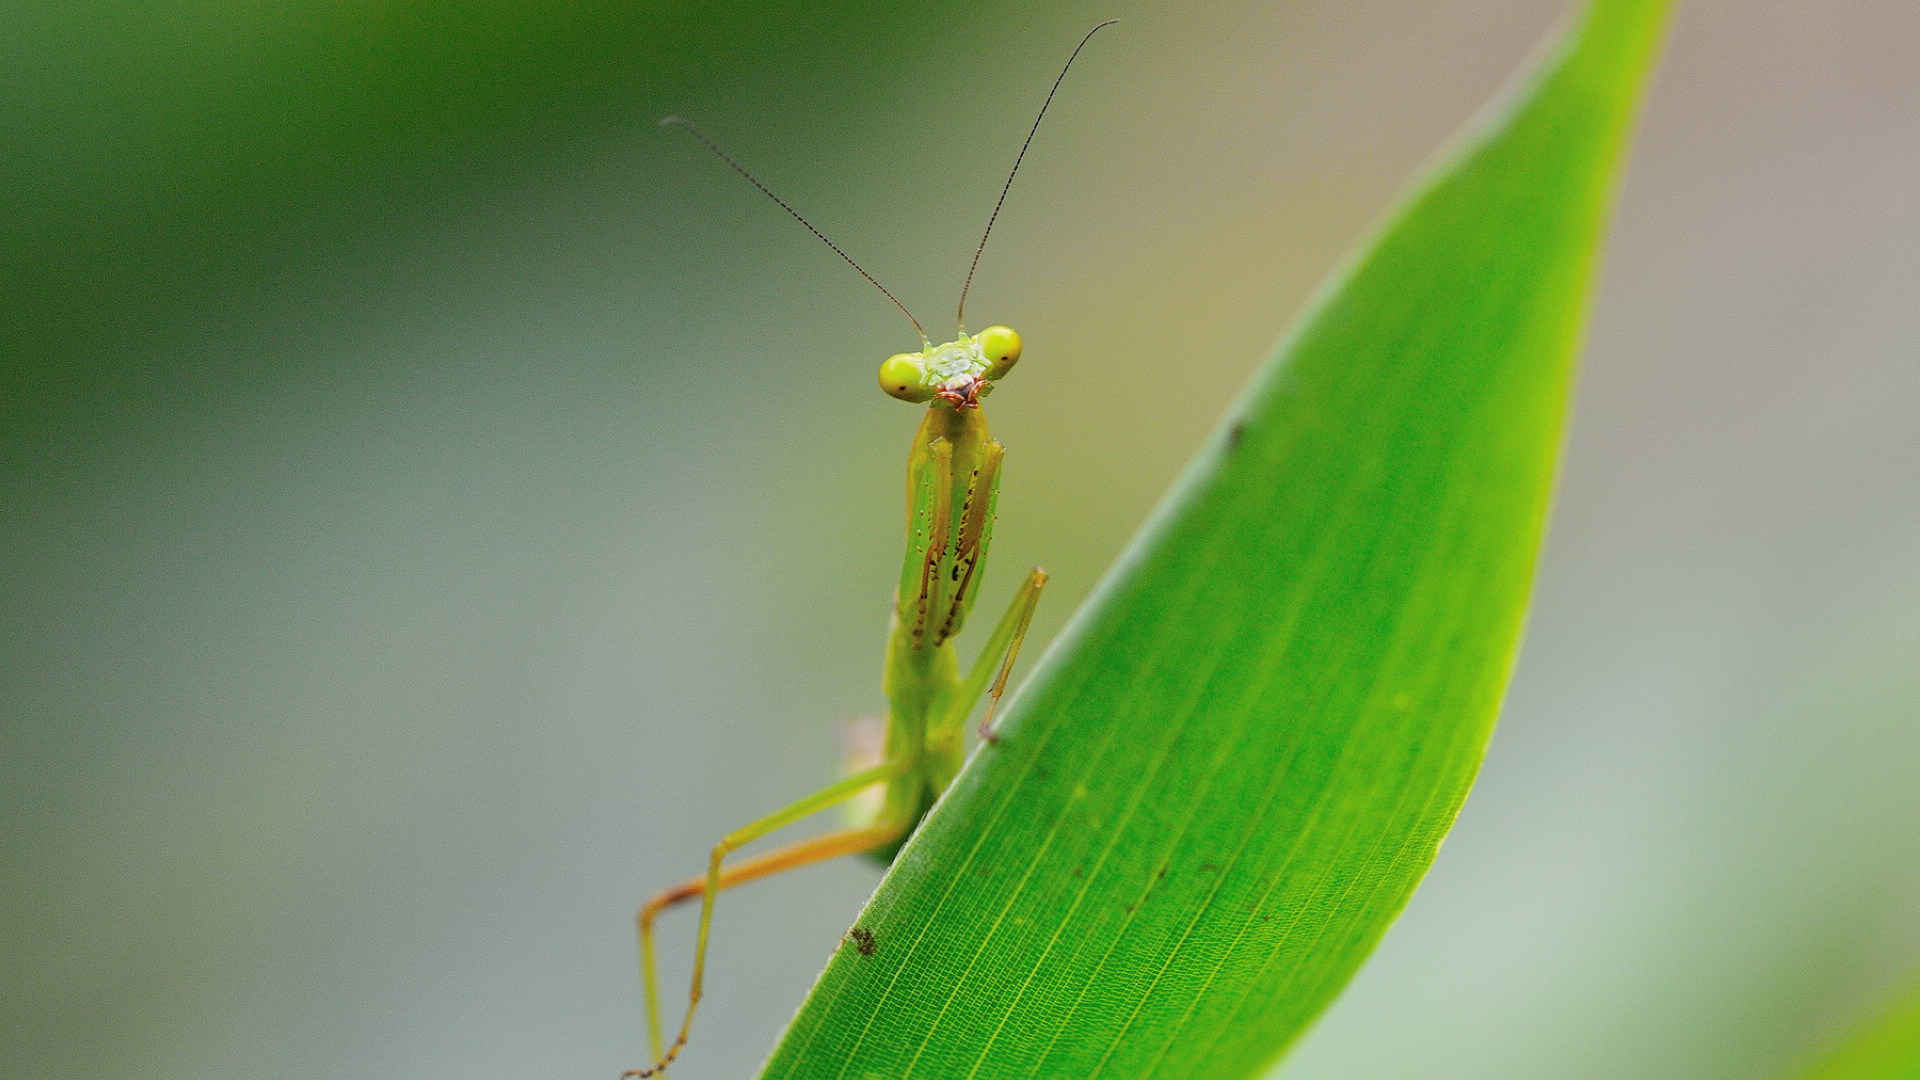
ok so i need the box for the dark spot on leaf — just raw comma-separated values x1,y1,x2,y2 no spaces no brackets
1227,420,1247,451
1199,862,1219,874
846,927,877,957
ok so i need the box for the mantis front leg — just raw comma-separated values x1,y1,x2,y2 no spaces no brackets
626,759,913,1078
940,567,1048,745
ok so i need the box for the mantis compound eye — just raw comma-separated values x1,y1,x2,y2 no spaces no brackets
878,352,935,402
977,325,1021,380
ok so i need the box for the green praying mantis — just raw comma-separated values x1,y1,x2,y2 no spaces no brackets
628,21,1117,1078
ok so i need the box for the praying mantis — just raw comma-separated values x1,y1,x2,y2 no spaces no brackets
627,20,1118,1079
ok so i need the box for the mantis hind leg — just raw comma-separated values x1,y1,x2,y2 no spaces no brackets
626,760,912,1078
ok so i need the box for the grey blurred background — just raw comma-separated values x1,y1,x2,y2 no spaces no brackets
4,1,1914,1077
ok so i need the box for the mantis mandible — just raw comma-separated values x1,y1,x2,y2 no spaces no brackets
628,20,1116,1078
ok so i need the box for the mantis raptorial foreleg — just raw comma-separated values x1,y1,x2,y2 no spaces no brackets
903,437,955,650
627,759,913,1078
948,568,1048,743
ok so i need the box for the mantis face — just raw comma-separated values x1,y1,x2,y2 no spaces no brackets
877,325,1022,409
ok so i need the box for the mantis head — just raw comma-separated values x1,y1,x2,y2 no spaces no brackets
877,326,1022,410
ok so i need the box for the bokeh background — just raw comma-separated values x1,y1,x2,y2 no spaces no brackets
5,1,1915,1077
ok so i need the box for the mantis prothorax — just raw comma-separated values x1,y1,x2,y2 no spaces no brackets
628,20,1116,1078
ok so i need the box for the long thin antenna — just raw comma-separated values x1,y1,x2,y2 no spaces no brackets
955,18,1119,332
661,116,928,342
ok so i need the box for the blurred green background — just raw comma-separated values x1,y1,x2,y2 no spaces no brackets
4,2,1914,1078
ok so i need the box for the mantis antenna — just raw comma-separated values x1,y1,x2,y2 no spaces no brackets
660,115,929,342
954,18,1120,332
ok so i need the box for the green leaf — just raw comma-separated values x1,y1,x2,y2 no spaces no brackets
1791,983,1920,1080
760,2,1670,1077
